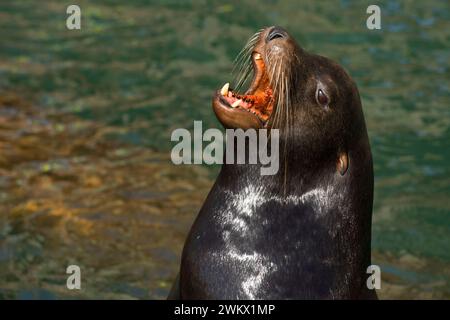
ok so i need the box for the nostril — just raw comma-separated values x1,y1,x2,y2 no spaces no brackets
267,27,286,42
269,32,284,41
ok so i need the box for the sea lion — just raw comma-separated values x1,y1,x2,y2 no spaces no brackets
169,26,376,299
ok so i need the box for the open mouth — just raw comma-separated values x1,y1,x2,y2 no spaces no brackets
213,52,274,129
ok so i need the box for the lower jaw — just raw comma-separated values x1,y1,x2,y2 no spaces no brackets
213,91,267,130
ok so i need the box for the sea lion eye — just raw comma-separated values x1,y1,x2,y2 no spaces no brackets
316,88,329,107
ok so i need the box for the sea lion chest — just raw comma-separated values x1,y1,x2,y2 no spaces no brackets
180,175,354,299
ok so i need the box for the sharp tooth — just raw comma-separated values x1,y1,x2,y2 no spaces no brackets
231,99,242,108
220,83,229,96
254,53,262,60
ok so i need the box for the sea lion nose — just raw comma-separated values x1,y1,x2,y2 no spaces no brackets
267,26,287,42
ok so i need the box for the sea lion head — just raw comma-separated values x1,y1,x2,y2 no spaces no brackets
213,26,369,173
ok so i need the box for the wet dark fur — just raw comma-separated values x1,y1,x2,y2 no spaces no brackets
169,27,376,299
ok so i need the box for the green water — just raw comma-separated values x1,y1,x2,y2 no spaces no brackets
0,0,449,299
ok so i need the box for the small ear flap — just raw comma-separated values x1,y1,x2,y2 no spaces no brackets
337,152,349,176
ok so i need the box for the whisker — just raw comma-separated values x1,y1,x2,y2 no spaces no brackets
231,30,262,91
272,57,284,129
235,63,252,91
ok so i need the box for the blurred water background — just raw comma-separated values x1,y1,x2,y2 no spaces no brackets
0,0,448,299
